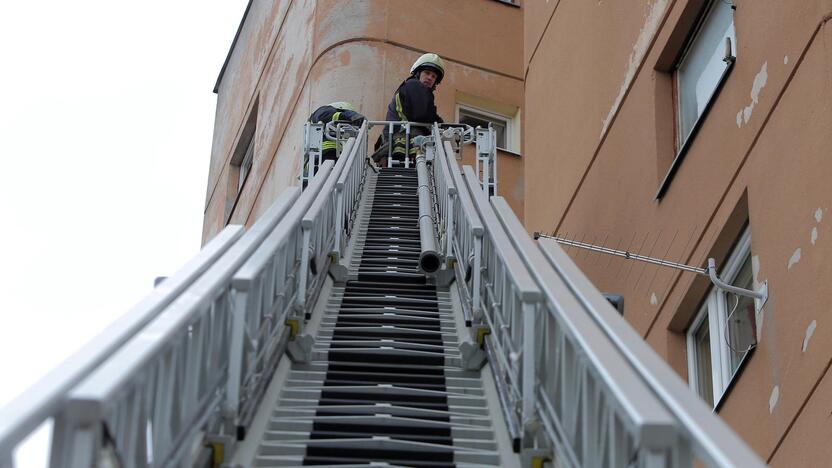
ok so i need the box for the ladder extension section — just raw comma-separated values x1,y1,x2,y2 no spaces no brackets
0,121,766,468
253,168,501,466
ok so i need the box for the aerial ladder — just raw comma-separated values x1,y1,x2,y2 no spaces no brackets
0,121,766,468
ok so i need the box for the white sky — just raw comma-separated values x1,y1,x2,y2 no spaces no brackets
0,1,247,464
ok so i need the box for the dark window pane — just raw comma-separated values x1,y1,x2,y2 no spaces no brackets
459,109,508,149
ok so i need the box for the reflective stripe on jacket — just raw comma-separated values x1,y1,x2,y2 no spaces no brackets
385,77,443,124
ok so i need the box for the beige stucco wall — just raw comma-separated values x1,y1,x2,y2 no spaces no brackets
202,0,524,243
524,0,832,463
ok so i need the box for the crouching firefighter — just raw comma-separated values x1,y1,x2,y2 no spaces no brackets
374,53,445,166
309,101,365,161
303,102,365,187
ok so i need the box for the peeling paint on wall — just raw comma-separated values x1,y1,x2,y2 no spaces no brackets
787,248,801,269
650,292,658,306
600,0,669,138
809,207,822,245
802,320,817,353
737,62,768,128
769,385,780,414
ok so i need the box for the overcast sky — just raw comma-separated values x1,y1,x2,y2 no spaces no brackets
0,1,247,463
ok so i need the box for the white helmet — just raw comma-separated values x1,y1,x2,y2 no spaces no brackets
410,53,445,85
328,101,355,111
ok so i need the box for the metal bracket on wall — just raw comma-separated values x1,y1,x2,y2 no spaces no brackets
535,233,769,311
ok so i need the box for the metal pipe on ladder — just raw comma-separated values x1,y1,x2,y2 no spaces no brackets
416,152,441,273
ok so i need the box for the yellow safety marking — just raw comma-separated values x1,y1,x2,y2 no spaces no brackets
332,111,342,122
322,141,337,150
206,442,224,467
395,93,408,121
329,252,338,263
476,327,491,345
531,456,550,468
447,258,456,268
285,319,299,339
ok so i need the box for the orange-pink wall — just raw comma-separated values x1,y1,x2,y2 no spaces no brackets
203,0,524,243
524,1,832,463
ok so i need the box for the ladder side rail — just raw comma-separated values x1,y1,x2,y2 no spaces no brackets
55,235,270,466
333,122,368,263
491,197,685,468
439,137,484,325
299,142,355,311
51,171,329,466
222,187,304,435
0,225,243,465
431,125,457,263
300,123,324,188
537,239,766,468
229,164,335,433
490,126,497,196
460,165,542,448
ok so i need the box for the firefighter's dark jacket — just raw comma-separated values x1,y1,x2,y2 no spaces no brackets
385,77,443,124
309,105,365,126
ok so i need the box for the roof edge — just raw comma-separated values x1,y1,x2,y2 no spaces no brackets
213,0,254,94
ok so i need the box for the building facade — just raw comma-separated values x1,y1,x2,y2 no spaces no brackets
204,0,832,464
202,0,525,244
524,0,832,465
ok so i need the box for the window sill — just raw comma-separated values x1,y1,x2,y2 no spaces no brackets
655,58,735,200
497,148,522,157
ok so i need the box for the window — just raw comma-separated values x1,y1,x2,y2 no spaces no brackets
675,0,736,147
225,100,258,223
686,227,758,408
236,136,254,193
458,105,511,151
655,0,736,199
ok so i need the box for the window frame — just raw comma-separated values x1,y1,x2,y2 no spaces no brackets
236,135,255,193
225,101,258,224
655,0,736,200
686,227,756,408
456,104,515,153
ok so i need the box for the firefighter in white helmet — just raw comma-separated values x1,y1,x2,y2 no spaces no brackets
309,101,366,161
376,53,445,164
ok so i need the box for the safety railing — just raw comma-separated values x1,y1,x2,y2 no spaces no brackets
536,239,765,467
333,123,369,265
45,186,307,467
490,197,685,467
226,126,367,439
1,131,367,465
225,161,337,442
0,226,243,467
429,128,765,467
433,130,483,327
440,148,685,466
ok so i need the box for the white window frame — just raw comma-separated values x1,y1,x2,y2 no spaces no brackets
674,0,736,148
656,0,736,199
456,104,515,153
686,227,754,408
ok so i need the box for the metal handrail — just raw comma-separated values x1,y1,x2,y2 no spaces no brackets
0,225,243,464
538,239,765,467
17,153,360,466
491,197,682,467
48,187,307,467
